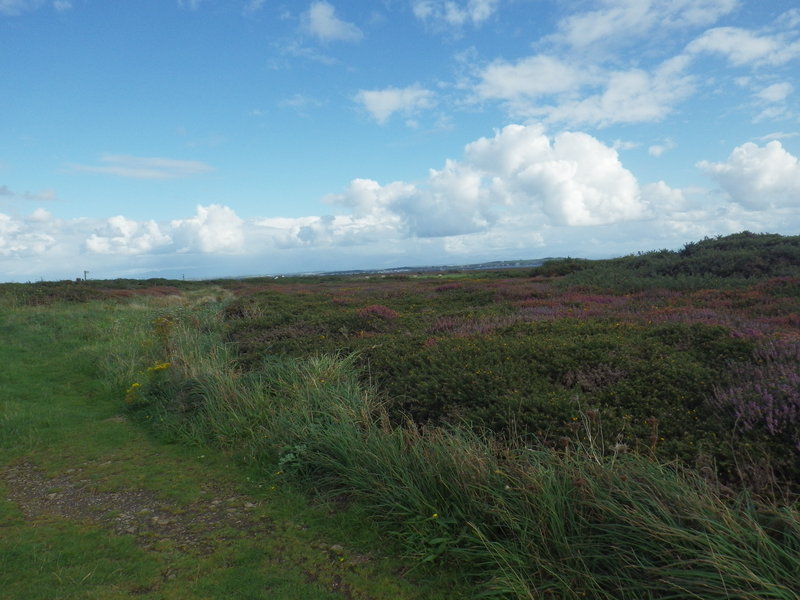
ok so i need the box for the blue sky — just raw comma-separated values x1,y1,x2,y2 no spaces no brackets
1,0,799,281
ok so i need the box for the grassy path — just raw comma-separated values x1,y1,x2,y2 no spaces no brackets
0,304,457,600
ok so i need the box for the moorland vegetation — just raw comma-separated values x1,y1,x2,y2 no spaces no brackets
2,230,800,599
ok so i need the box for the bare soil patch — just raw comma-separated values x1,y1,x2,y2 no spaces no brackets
3,460,273,553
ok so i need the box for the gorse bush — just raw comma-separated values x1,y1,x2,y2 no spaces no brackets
118,303,800,599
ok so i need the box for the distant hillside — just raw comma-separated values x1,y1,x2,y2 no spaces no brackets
533,231,800,291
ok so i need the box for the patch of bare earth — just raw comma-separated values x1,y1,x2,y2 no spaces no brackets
3,460,273,553
3,461,380,598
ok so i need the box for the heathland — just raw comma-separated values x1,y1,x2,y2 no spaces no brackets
2,231,799,599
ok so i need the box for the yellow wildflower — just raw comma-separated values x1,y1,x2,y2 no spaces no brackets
124,382,142,403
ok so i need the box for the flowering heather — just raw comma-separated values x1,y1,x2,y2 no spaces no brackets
357,304,399,320
428,314,521,336
433,282,463,293
712,341,800,450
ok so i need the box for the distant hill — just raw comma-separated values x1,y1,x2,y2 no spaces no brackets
531,231,800,291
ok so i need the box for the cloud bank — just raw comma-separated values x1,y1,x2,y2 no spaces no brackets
3,126,799,281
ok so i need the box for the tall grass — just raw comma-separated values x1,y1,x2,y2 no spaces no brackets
116,300,800,599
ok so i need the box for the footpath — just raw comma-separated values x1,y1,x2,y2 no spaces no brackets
0,306,451,600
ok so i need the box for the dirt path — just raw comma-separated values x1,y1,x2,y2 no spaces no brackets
4,457,272,553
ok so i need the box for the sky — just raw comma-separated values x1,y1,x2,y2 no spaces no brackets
1,0,799,282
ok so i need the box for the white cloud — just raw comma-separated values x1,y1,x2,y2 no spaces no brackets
302,1,363,43
0,210,56,257
68,155,214,180
756,82,793,103
612,140,639,151
355,85,435,124
648,139,676,157
474,48,693,127
52,0,70,10
85,216,171,255
758,131,800,142
552,0,738,50
171,204,245,253
8,129,800,282
535,58,693,127
687,27,800,66
412,0,500,28
475,55,593,102
642,181,688,212
327,124,651,232
777,9,800,29
698,141,800,209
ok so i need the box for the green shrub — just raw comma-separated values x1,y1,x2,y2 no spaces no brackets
119,303,800,599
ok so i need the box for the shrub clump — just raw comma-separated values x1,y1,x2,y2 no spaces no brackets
120,305,800,600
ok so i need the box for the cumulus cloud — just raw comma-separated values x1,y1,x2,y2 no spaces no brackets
412,0,500,28
68,155,214,180
698,141,800,208
0,209,57,257
10,129,800,282
302,1,363,43
326,124,651,233
171,204,245,253
354,85,435,124
85,216,171,255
